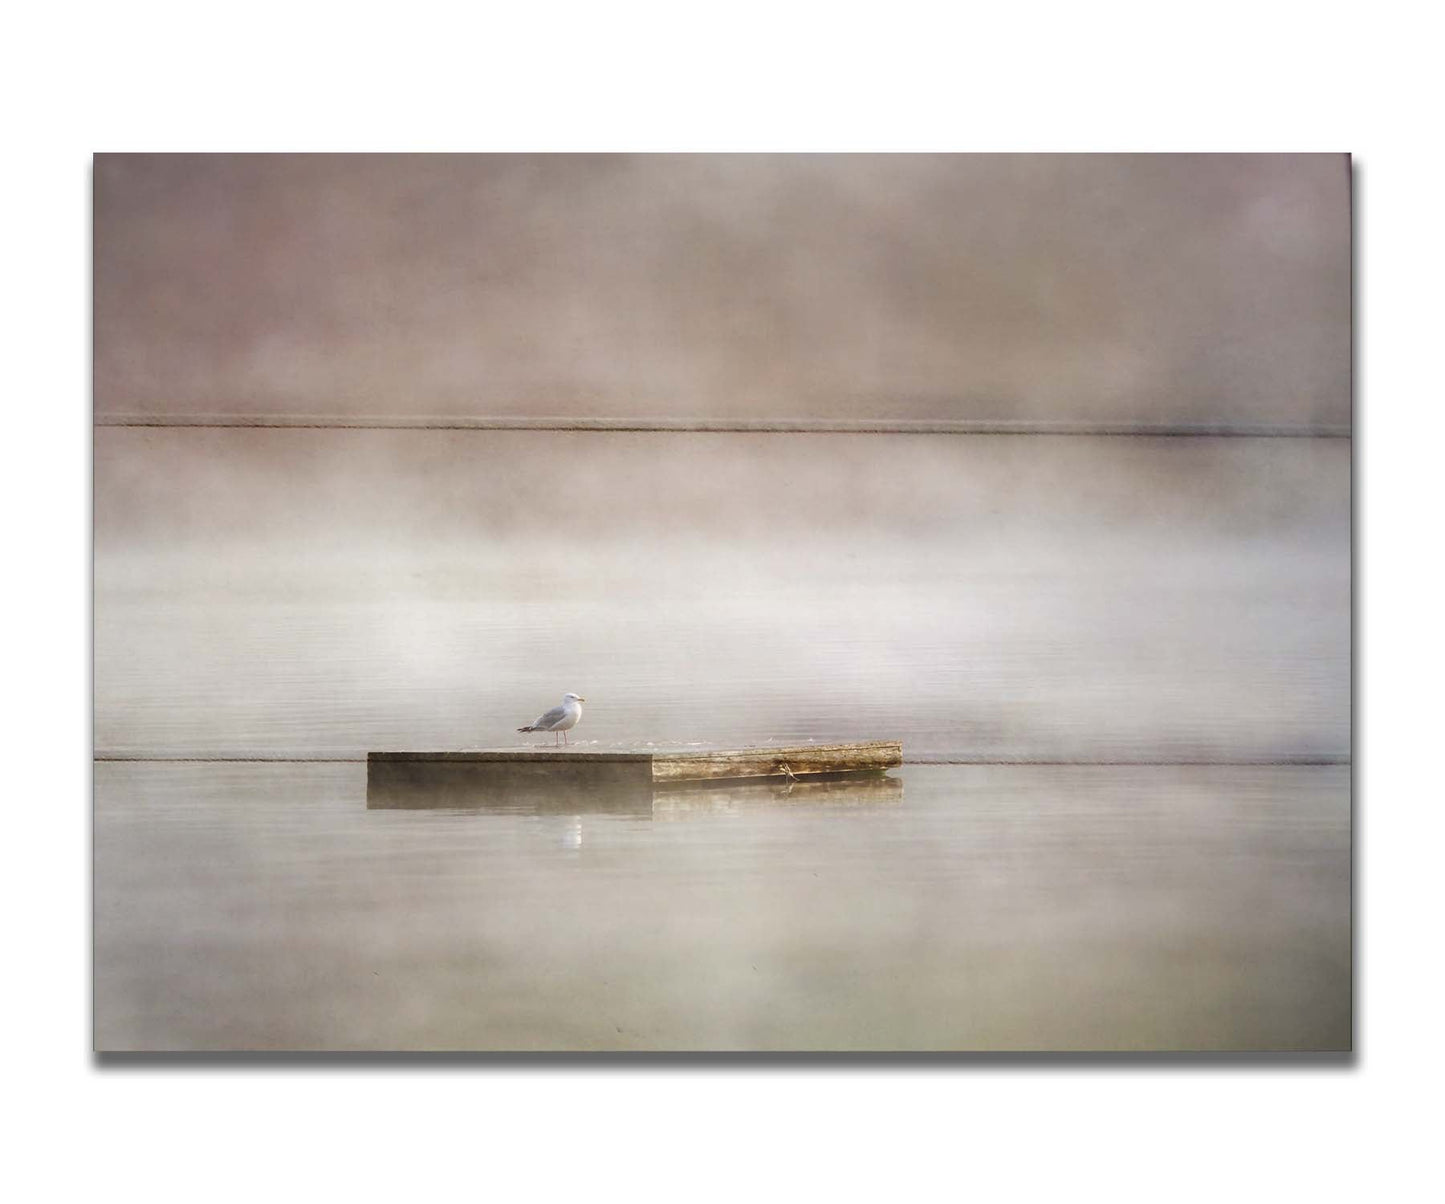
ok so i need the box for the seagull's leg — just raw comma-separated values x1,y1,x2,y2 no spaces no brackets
563,729,568,746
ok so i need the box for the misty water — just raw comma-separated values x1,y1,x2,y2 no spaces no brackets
94,762,1348,1051
94,429,1350,1050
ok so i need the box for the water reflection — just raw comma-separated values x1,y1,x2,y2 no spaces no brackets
96,761,1349,1051
366,760,653,815
366,760,902,818
652,773,902,819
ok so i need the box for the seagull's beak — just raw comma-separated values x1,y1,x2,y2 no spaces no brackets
576,696,587,702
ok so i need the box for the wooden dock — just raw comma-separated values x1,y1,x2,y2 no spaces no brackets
366,741,902,810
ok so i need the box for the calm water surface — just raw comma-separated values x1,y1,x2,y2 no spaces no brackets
95,761,1350,1051
94,429,1351,1050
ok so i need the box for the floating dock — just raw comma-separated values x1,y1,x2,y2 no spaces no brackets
367,740,902,810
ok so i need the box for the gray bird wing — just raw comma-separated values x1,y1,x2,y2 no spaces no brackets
532,704,569,729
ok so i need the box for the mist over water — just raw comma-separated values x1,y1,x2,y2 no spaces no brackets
95,429,1348,763
93,154,1350,1051
93,426,1350,1050
94,762,1349,1051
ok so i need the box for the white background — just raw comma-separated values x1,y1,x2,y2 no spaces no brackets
4,2,1440,1200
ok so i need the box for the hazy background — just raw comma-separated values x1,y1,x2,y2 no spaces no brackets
94,428,1347,762
94,154,1349,429
93,155,1351,1050
94,153,1351,761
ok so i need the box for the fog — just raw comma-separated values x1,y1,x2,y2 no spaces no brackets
94,429,1348,763
94,154,1349,429
92,154,1351,1051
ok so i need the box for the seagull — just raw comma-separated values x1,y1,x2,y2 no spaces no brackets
517,693,586,745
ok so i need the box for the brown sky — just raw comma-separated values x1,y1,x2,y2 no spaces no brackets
93,154,1349,428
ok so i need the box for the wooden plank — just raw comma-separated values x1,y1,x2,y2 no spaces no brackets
368,750,652,763
650,741,902,784
366,743,902,799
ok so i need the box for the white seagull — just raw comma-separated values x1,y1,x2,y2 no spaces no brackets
517,693,586,745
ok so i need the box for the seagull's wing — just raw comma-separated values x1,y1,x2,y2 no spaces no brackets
532,704,569,730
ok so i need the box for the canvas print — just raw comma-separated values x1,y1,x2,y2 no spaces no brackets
93,154,1350,1052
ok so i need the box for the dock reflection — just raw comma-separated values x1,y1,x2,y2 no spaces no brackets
366,760,653,815
652,773,902,820
366,763,902,817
